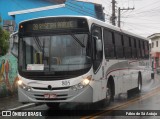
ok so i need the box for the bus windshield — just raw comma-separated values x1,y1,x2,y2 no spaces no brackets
19,33,92,74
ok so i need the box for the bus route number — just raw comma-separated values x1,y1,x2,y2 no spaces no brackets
62,81,70,86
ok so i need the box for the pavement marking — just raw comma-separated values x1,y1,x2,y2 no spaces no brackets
0,103,34,116
81,86,160,119
0,103,44,116
8,103,36,110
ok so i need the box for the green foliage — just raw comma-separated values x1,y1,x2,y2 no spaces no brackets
0,19,10,56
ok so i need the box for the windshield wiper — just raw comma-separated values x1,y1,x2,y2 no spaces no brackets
70,34,85,48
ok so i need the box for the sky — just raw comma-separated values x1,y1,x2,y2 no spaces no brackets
78,0,160,38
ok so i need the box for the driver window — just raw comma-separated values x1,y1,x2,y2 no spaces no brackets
92,25,103,72
92,25,103,60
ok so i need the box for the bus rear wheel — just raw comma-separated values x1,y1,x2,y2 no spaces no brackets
137,73,142,92
46,103,60,109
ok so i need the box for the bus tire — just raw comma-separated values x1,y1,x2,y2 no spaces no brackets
46,103,60,109
137,73,142,93
103,82,112,106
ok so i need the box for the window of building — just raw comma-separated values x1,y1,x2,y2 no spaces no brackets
156,41,158,47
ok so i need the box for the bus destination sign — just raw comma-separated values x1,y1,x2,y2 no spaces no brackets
19,18,89,35
32,21,77,31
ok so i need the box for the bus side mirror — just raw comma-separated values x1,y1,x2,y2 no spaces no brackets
93,36,102,52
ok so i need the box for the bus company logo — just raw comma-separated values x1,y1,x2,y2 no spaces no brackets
48,85,52,90
2,111,11,116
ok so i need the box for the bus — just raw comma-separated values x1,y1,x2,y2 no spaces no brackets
17,16,151,108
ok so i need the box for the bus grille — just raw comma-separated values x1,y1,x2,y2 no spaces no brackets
34,94,68,101
32,86,70,90
35,98,67,101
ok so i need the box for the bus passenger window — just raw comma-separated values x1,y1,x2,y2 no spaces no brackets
123,35,131,59
114,32,124,58
103,29,115,58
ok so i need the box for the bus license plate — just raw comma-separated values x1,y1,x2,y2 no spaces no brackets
44,94,57,99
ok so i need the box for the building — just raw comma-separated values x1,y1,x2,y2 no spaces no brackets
148,33,160,70
0,0,105,33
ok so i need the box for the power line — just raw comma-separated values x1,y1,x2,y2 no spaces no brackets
133,0,160,12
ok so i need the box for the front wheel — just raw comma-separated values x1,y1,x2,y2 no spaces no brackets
102,82,112,106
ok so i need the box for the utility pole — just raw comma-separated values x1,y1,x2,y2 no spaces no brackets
118,7,134,27
111,0,116,26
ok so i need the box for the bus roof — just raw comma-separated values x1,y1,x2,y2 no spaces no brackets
19,15,148,41
85,16,148,41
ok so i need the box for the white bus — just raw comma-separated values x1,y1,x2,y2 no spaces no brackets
17,16,150,108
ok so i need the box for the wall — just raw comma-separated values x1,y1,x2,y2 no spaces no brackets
0,54,18,97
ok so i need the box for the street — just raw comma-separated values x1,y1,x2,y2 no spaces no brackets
0,73,160,119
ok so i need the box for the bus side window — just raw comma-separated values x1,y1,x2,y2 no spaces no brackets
144,41,149,59
103,29,115,59
131,38,137,59
141,40,145,58
136,39,141,59
114,32,124,58
123,35,131,59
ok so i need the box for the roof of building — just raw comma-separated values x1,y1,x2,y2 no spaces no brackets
148,33,160,39
76,0,101,5
8,4,65,16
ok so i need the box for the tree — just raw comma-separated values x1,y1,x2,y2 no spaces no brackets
0,16,9,56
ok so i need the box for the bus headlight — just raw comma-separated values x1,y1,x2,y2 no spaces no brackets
17,80,22,85
71,75,92,90
17,79,31,91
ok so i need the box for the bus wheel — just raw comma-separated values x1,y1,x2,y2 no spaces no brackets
137,73,142,92
46,103,60,109
103,82,112,106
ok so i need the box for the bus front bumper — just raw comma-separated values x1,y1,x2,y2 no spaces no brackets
18,85,93,103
